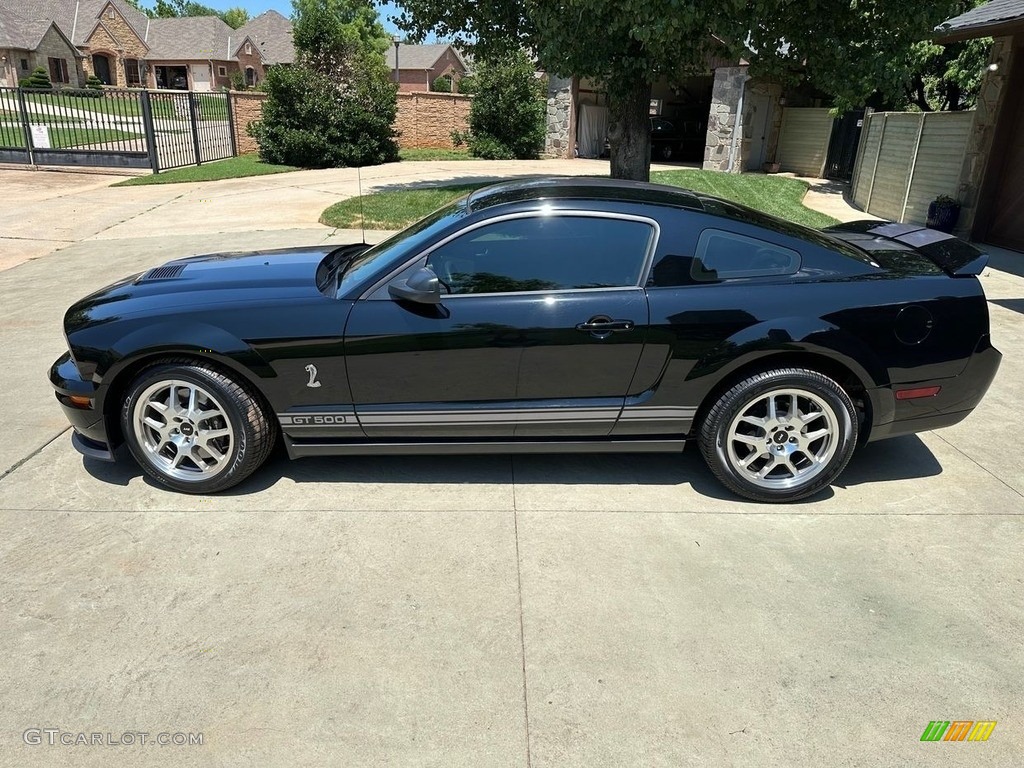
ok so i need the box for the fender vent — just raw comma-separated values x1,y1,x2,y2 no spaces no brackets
139,264,186,281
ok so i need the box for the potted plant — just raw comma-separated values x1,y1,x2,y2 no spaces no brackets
927,194,961,233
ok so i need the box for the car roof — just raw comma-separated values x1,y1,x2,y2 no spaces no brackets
466,177,706,214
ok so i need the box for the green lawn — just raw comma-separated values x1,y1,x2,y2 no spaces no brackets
23,91,228,121
0,121,140,149
319,171,840,231
399,147,473,161
650,170,838,229
320,183,489,229
113,154,298,186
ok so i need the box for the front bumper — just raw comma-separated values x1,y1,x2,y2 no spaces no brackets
868,336,1002,441
49,352,115,461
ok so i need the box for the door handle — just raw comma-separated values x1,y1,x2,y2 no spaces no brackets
575,318,635,333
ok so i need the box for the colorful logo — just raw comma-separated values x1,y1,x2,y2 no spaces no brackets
920,721,997,742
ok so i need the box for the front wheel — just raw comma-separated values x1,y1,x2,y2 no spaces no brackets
699,368,858,503
121,362,276,494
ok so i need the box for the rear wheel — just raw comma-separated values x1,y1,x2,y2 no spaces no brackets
699,368,858,503
121,362,276,493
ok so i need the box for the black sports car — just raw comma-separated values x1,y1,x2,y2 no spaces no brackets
49,178,1001,502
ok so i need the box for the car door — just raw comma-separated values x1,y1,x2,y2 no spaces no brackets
343,211,657,438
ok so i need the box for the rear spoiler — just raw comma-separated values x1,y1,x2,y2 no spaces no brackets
823,220,988,277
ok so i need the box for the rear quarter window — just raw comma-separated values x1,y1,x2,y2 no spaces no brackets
690,229,801,282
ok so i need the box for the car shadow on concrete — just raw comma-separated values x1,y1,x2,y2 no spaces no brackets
989,298,1024,316
81,434,941,504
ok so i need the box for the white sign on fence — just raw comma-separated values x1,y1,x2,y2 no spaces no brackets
29,124,51,149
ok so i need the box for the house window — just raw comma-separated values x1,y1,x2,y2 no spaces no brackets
20,58,29,71
218,65,227,77
47,57,69,84
107,8,115,19
245,67,257,86
124,58,142,86
245,43,252,55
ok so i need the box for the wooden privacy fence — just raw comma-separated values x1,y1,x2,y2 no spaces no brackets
776,108,834,177
850,111,974,224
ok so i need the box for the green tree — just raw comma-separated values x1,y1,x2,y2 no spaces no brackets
904,37,990,111
396,0,989,180
250,0,398,167
455,51,545,160
431,75,452,92
143,0,248,27
220,7,249,29
456,73,477,94
744,0,987,112
292,0,390,78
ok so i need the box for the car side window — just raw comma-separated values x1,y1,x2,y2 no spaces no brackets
690,228,801,282
425,215,654,295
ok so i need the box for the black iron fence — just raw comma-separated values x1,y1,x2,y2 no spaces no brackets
0,86,235,172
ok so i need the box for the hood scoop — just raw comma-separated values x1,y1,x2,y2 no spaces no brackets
138,264,187,282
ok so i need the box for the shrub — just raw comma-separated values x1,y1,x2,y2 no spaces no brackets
462,51,544,160
229,70,247,91
86,74,104,91
25,67,52,90
456,74,478,94
431,75,452,93
249,58,399,168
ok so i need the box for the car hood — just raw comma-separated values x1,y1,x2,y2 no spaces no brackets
64,245,366,334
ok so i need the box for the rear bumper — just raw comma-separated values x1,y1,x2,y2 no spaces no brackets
868,336,1001,441
49,352,114,460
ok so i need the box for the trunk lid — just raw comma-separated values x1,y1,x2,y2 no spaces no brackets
824,220,988,277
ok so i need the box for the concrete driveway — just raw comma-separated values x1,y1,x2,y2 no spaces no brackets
0,162,1021,767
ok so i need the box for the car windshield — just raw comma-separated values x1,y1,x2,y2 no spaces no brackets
337,199,469,295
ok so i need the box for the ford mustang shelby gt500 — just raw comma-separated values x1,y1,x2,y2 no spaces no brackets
49,178,1001,502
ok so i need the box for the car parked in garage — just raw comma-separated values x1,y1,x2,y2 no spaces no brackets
50,178,1001,501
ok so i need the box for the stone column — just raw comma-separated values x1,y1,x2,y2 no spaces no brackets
954,37,1015,239
545,75,576,158
703,65,749,173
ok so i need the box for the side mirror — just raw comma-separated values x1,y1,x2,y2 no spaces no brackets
389,266,442,305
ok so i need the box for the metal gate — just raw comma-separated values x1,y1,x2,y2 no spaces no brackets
824,109,865,181
147,90,235,171
0,86,235,173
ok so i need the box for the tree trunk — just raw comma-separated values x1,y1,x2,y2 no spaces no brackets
607,78,652,181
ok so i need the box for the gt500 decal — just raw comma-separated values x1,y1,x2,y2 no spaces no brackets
290,415,347,425
278,412,355,427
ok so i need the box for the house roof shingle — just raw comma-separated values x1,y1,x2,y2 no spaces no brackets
391,42,466,71
144,15,234,60
935,0,1024,40
0,4,54,49
234,10,294,65
4,0,149,45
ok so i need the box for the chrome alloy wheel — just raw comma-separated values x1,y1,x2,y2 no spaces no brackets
724,388,840,490
132,379,234,482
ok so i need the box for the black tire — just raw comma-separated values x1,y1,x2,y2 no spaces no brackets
699,368,858,503
120,361,276,494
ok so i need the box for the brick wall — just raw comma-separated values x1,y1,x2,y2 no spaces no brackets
228,90,472,155
229,90,268,154
394,91,471,149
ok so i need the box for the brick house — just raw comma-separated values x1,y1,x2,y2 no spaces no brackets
0,2,294,90
0,2,82,86
389,42,468,92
